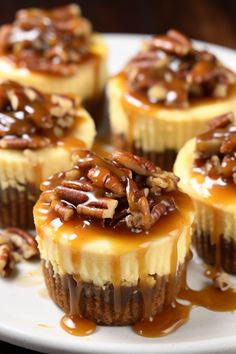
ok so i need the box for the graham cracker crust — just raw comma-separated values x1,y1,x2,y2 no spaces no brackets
42,259,188,326
0,184,40,229
193,230,236,274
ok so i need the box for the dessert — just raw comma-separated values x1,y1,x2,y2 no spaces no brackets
174,112,236,273
34,150,194,325
0,80,95,229
108,29,236,170
0,4,107,119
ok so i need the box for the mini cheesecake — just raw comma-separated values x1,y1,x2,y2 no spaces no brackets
34,150,194,325
0,80,95,229
108,29,236,170
0,4,107,119
174,112,236,274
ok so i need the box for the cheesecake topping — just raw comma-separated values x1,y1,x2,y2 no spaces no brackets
0,4,93,75
0,80,76,149
41,150,179,232
194,112,236,182
125,29,236,107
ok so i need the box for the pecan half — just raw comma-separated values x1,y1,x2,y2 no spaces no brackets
208,112,234,130
150,29,192,56
0,244,16,277
113,151,156,176
6,228,38,259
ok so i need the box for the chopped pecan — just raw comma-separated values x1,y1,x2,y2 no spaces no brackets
55,185,89,204
113,151,156,176
208,112,234,130
77,198,118,219
51,200,74,221
0,244,16,277
87,166,125,195
43,150,178,231
150,29,192,56
213,272,232,292
194,112,236,181
6,228,38,259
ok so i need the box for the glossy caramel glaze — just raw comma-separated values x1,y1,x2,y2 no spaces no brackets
132,302,191,337
61,314,96,336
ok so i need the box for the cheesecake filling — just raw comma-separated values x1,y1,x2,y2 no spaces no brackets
35,150,193,286
0,4,94,76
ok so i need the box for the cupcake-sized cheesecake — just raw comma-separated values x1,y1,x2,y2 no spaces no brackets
174,112,236,273
34,150,194,325
108,29,236,170
0,80,95,229
0,4,107,118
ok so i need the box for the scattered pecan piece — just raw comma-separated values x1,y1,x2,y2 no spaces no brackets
213,272,232,292
6,228,38,259
0,228,38,278
0,244,16,277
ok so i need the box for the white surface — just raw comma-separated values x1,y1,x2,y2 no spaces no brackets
1,34,236,354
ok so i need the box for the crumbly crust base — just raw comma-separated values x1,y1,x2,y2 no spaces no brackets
42,259,188,325
193,230,236,274
0,184,39,228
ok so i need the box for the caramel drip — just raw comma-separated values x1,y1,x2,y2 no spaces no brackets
132,302,191,338
60,314,96,336
93,137,113,158
112,256,122,316
179,284,236,312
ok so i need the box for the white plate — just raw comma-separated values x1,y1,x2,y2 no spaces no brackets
1,34,236,354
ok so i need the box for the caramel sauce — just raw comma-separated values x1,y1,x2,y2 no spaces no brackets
133,302,191,338
191,168,236,205
60,314,96,336
179,284,236,312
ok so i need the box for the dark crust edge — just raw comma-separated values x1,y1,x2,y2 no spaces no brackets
193,230,236,274
42,258,188,326
0,184,40,229
112,133,177,171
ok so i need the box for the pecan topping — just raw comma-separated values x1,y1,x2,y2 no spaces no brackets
41,150,179,232
194,112,236,182
0,4,92,76
125,29,236,107
0,228,39,277
0,80,77,150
